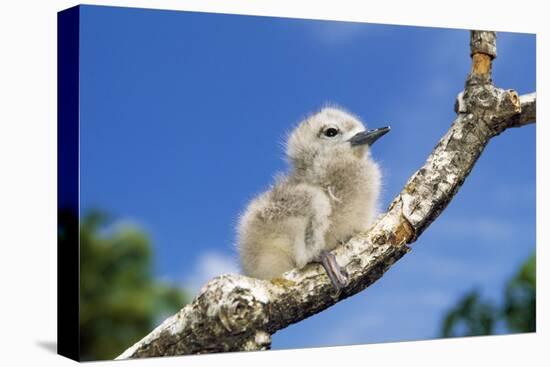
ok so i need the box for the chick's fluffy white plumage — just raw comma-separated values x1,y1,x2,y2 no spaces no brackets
238,107,382,280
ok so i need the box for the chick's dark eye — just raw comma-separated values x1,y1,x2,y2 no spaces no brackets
324,128,339,137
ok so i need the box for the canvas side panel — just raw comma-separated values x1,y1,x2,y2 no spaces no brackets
57,5,80,362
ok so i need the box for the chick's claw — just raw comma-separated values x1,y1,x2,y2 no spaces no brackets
318,250,349,291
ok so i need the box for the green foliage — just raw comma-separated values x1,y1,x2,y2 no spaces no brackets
77,211,188,360
504,253,536,333
441,289,497,337
441,253,536,338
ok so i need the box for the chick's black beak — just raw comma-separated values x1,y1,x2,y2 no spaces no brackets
348,126,391,147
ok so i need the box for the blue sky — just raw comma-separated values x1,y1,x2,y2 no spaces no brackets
79,5,536,349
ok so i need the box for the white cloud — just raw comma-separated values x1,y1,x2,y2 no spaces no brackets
306,21,368,44
323,313,386,345
414,289,455,308
185,250,240,295
312,286,456,346
407,250,505,285
491,183,536,207
431,215,518,242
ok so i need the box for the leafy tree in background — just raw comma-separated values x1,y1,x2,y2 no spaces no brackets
441,289,497,337
441,253,535,338
504,253,536,333
76,211,188,360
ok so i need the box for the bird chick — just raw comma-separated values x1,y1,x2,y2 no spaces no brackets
237,107,390,290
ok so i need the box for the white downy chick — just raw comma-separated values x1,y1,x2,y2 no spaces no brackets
237,107,390,290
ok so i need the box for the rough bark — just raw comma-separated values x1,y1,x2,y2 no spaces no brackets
510,93,536,127
117,30,536,359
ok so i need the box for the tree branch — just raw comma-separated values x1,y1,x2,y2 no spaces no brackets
116,30,536,359
510,93,536,127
